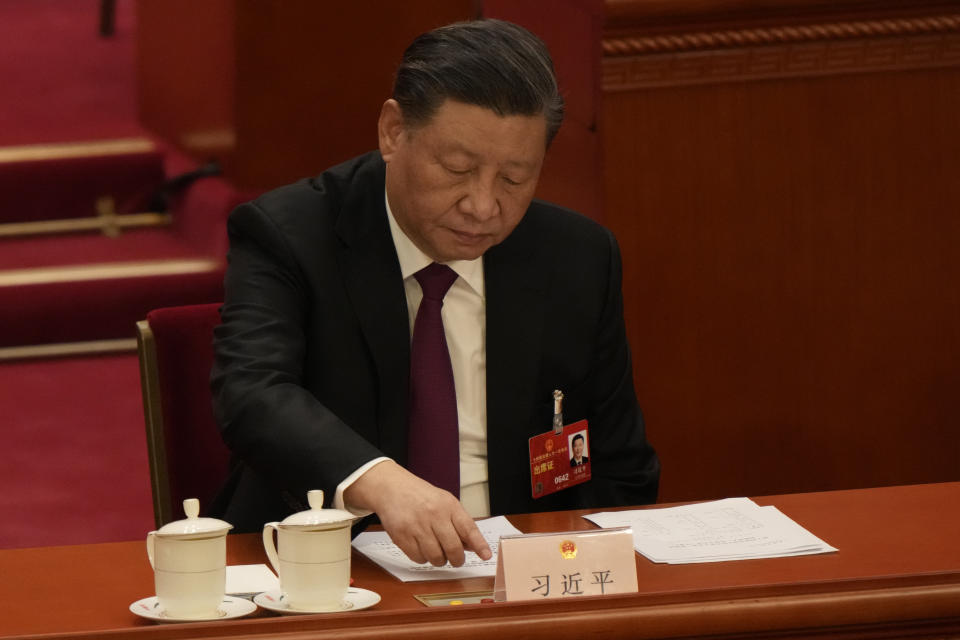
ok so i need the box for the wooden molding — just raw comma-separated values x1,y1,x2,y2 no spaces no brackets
602,0,955,26
0,259,222,287
0,212,172,239
602,12,960,90
0,137,155,164
604,31,960,90
0,338,136,362
604,13,960,56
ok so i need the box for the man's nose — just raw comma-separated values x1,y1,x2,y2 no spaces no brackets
460,175,499,221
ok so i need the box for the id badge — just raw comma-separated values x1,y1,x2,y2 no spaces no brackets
529,419,591,499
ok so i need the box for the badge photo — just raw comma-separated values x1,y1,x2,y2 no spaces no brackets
568,430,589,467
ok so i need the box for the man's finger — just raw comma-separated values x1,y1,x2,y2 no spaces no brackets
414,528,449,567
392,531,427,565
432,519,468,567
453,513,492,561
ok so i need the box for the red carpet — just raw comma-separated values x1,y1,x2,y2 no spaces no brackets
0,0,141,145
0,353,155,548
0,1,169,549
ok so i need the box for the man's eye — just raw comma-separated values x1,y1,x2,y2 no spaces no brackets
502,176,522,186
446,166,471,175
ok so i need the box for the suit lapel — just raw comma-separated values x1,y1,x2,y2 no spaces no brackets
334,157,411,462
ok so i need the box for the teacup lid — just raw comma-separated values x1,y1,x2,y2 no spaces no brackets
278,490,356,528
155,498,233,536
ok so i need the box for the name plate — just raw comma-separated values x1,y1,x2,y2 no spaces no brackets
493,527,637,602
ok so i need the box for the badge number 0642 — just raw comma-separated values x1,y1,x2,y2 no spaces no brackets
529,420,590,499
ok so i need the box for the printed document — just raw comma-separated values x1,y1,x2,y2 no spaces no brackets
585,497,837,564
352,515,522,581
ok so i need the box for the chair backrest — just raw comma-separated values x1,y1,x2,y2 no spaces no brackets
136,303,228,527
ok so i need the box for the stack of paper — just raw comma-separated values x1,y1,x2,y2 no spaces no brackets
585,497,837,564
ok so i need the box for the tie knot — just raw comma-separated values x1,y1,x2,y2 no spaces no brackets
415,263,458,301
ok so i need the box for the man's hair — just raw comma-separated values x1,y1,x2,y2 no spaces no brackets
572,434,584,444
393,19,564,145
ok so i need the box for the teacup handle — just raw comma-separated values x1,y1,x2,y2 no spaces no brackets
262,522,281,575
145,531,157,569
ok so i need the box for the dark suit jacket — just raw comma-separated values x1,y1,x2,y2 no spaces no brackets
210,151,659,532
571,456,589,467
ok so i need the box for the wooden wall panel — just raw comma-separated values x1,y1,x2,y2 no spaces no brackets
136,0,235,157
229,0,475,189
484,0,605,219
602,0,960,502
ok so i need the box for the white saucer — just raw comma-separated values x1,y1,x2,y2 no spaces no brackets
254,587,380,615
129,595,257,623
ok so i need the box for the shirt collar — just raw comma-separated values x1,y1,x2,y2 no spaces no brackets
385,190,485,298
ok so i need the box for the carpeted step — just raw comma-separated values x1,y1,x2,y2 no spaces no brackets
0,260,226,348
0,138,165,224
0,166,245,348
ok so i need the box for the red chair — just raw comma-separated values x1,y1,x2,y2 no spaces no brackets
136,303,229,527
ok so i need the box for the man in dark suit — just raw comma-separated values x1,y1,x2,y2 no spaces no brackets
210,19,659,568
570,433,589,467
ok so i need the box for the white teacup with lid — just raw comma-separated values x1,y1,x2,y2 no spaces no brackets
146,498,232,619
262,489,356,611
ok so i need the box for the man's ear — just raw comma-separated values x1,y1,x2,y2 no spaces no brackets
378,99,405,162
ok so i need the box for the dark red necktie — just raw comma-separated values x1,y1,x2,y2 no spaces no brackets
407,263,460,497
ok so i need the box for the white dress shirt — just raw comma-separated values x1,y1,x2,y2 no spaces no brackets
333,193,491,518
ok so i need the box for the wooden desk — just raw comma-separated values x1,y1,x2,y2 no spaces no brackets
2,483,959,639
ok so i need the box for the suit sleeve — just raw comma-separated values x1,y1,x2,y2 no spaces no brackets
581,229,660,507
210,201,386,504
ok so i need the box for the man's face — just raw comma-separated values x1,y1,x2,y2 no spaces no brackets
379,98,548,262
573,438,584,459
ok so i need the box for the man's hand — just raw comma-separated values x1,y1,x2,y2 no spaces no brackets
344,460,492,567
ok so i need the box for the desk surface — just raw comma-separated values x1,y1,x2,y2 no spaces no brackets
2,482,959,639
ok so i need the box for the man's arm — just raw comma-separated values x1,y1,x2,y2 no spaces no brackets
212,200,490,565
211,201,386,502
